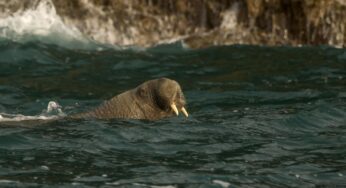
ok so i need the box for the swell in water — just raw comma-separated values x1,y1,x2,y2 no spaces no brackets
0,1,72,123
0,37,345,186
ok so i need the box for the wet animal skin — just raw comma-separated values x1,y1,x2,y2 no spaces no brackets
70,78,188,121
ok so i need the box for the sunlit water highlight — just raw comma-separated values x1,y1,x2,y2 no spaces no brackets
0,38,345,187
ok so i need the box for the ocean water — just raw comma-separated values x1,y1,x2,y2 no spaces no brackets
0,39,345,187
0,3,346,187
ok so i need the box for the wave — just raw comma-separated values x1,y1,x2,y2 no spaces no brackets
0,0,106,50
0,0,190,51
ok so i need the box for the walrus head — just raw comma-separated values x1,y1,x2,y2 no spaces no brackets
135,78,188,119
70,78,188,120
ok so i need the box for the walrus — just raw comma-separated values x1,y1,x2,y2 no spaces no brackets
69,78,188,121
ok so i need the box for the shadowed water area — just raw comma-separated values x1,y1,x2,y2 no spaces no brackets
0,40,345,187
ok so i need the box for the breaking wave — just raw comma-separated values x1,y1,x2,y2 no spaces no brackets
0,0,188,51
0,0,105,50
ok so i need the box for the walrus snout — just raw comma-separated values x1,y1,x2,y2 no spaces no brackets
155,78,188,118
169,90,188,117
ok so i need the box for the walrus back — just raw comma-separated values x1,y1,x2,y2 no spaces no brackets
69,90,143,119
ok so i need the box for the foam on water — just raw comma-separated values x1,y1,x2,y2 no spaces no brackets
0,101,65,122
212,180,231,188
0,0,97,49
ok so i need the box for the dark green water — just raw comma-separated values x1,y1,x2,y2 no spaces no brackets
0,40,345,187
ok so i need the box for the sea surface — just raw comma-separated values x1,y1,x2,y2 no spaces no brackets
0,37,345,187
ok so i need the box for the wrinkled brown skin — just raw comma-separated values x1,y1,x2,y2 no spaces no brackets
70,78,187,121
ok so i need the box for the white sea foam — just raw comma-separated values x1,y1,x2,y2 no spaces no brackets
0,179,16,183
0,101,65,122
212,180,230,188
0,114,59,122
0,0,94,49
151,185,176,188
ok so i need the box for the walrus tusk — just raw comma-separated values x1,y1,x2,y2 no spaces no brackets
181,107,189,117
170,103,179,116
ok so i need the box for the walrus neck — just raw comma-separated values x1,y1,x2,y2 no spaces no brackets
109,90,163,120
107,91,143,119
129,92,159,120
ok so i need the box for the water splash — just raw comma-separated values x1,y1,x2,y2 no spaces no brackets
220,3,239,30
0,101,65,123
42,101,65,116
0,0,96,49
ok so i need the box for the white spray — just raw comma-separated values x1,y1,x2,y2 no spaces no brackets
0,0,93,49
